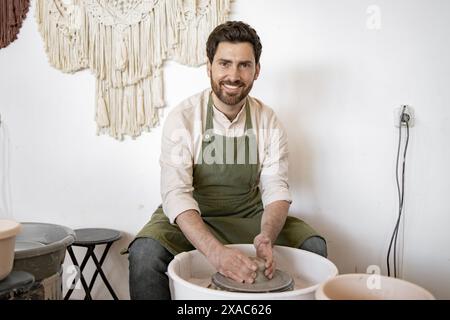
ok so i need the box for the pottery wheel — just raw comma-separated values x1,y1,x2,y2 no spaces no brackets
211,269,294,293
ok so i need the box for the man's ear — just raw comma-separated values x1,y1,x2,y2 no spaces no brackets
254,63,261,80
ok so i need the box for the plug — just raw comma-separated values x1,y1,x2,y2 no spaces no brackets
401,112,410,123
395,106,415,128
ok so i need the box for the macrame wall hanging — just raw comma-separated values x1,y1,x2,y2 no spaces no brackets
0,0,31,49
36,0,233,140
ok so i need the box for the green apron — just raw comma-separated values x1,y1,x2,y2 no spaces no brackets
134,94,320,256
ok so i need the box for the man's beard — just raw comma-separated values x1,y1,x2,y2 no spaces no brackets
211,79,254,106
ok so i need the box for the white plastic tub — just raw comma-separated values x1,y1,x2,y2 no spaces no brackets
0,220,21,280
315,274,435,300
168,244,338,300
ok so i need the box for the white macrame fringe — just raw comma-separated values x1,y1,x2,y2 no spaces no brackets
36,0,233,140
35,0,88,73
170,0,232,66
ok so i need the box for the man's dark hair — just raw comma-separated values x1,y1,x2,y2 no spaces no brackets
206,21,263,64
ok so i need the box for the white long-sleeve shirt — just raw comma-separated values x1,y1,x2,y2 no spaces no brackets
160,89,292,223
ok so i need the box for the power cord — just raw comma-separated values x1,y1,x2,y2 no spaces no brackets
387,106,410,278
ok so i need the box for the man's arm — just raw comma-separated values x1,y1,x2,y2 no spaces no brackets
260,200,290,244
254,200,290,279
176,210,258,284
254,108,292,278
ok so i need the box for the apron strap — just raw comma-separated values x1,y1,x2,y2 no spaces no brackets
206,93,256,164
205,94,215,133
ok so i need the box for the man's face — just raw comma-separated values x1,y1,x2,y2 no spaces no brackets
207,42,260,107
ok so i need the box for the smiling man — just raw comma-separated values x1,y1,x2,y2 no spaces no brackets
128,21,327,300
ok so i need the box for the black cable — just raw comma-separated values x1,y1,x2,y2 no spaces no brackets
387,108,410,278
387,117,402,277
393,121,409,277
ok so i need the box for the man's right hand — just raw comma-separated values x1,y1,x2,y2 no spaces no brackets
207,245,258,284
175,211,258,283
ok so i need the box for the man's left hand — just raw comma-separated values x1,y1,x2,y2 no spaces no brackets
253,233,275,279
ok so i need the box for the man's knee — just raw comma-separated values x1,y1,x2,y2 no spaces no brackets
128,238,173,273
300,236,328,258
128,238,174,300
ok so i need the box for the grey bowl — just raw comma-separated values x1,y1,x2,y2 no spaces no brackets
13,222,75,281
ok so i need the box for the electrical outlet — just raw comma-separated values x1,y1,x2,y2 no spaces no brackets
394,105,415,128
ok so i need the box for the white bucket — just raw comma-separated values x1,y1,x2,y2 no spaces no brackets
0,220,21,281
167,244,338,300
315,274,435,300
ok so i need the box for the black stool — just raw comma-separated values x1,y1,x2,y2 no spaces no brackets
0,271,35,300
64,228,121,300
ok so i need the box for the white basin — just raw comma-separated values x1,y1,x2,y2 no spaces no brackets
167,244,338,300
315,273,435,300
0,220,21,281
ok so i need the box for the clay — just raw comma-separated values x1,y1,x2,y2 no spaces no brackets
249,257,269,283
211,256,295,293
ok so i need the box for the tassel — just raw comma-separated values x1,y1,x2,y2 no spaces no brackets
137,88,146,126
69,3,82,30
152,69,165,108
96,95,110,127
121,94,130,134
116,36,128,71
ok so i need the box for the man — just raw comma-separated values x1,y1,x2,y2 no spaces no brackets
128,21,327,300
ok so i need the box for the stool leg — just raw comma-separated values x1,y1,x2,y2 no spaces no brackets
64,246,93,300
90,249,119,300
64,247,77,300
82,246,98,300
78,246,95,300
87,242,112,293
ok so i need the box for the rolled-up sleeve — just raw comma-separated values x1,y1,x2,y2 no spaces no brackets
160,110,200,224
259,113,292,207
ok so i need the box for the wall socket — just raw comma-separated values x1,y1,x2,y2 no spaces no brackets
394,105,415,128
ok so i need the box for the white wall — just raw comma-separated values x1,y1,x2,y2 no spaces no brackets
1,0,449,299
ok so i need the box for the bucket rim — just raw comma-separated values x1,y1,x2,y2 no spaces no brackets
14,222,75,259
0,220,22,240
168,244,339,299
316,273,436,300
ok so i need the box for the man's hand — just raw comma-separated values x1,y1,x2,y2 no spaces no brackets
208,245,258,284
253,233,275,279
254,201,290,280
176,210,258,283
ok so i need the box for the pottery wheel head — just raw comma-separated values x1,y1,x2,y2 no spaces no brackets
211,257,294,293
